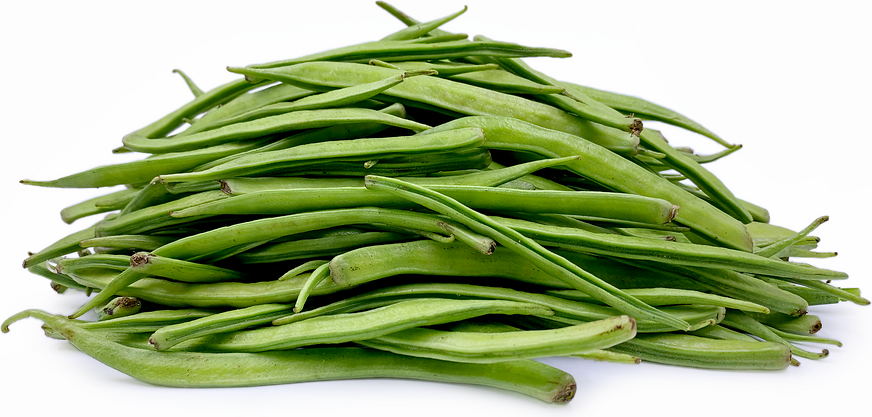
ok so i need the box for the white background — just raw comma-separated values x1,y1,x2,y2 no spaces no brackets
1,1,869,415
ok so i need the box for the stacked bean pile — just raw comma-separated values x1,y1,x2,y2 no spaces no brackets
4,2,866,404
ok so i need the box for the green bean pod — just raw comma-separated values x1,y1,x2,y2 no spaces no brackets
171,186,678,228
156,127,486,183
129,252,247,283
2,310,576,403
231,231,411,264
246,39,571,69
608,333,791,370
148,304,295,350
96,297,142,321
162,299,552,352
193,102,409,171
744,312,822,335
21,139,271,189
60,188,140,224
132,78,266,139
123,108,431,154
94,190,229,237
358,315,636,363
66,267,342,309
79,235,179,252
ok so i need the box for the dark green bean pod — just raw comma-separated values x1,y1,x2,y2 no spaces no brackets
608,333,791,370
171,186,677,228
60,188,140,224
193,102,409,171
156,127,486,183
79,235,179,252
3,310,576,403
21,139,271,189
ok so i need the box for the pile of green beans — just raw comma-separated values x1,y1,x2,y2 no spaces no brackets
7,2,866,405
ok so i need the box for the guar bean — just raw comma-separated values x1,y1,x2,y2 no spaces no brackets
161,299,553,352
765,277,869,306
219,156,579,195
79,235,179,252
21,139,271,189
278,260,329,281
720,310,829,360
123,108,431,154
628,262,809,316
286,148,491,177
377,60,500,76
3,310,576,403
60,188,140,224
179,83,316,136
95,190,229,237
231,231,411,264
129,252,247,283
548,305,724,333
568,82,731,147
764,326,842,347
545,288,768,313
495,215,846,280
744,312,821,335
607,333,791,370
156,127,485,183
228,63,640,157
245,39,571,69
193,103,409,171
22,221,104,269
171,186,678,228
56,254,129,274
358,315,635,363
78,309,215,333
149,304,295,350
755,216,828,258
293,262,331,312
96,297,141,321
364,175,690,331
198,74,413,133
27,264,88,292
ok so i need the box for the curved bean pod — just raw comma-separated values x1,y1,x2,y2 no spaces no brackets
129,252,247,283
60,188,139,224
608,333,791,370
123,108,431,154
358,315,635,363
162,299,553,352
